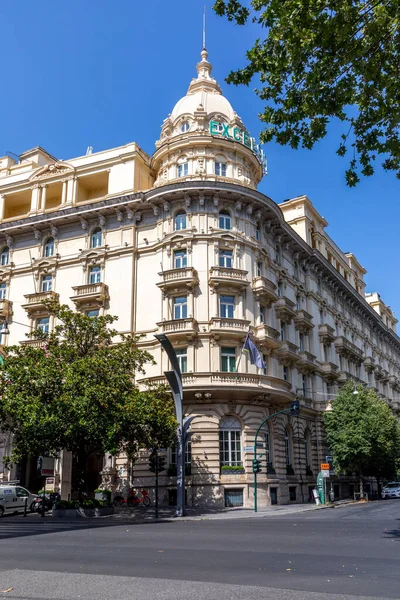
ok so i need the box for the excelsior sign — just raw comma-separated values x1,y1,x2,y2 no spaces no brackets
209,120,267,174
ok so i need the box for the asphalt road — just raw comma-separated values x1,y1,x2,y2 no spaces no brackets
0,501,399,600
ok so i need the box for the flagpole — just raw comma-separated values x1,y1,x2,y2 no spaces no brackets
235,331,250,379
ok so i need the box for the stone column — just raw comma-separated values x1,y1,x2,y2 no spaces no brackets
0,195,5,221
30,186,40,213
40,184,47,211
61,180,68,205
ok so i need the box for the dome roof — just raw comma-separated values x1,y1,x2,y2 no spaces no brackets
161,48,245,133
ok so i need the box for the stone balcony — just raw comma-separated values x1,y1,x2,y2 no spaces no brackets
252,324,280,350
381,369,390,383
297,350,317,372
251,277,278,305
318,324,336,345
209,267,249,292
157,267,199,295
70,283,109,310
0,299,13,320
337,370,361,384
374,365,383,380
20,339,46,348
275,340,300,366
209,317,251,341
21,291,59,317
334,336,364,363
274,297,296,324
156,317,199,341
363,356,376,373
319,361,339,381
139,371,294,403
293,309,314,332
389,375,399,389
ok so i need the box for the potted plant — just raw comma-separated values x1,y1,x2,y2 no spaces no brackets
94,488,112,502
221,465,245,475
286,464,295,476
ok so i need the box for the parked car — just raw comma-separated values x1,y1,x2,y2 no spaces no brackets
381,482,400,499
0,485,37,516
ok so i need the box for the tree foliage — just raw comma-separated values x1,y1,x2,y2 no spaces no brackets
324,381,400,483
213,0,400,186
0,302,177,486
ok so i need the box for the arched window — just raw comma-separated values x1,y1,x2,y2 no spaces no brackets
284,428,292,469
91,228,102,248
0,246,9,266
219,210,231,230
180,121,190,133
44,238,54,258
219,416,242,467
174,211,187,231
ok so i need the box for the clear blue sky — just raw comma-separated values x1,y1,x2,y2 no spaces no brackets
1,1,398,317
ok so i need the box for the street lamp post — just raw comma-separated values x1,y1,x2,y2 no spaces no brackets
155,334,194,517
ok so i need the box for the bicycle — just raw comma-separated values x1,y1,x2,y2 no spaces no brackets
113,488,151,508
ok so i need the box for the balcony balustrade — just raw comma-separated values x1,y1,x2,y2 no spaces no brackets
21,291,59,316
156,317,198,341
209,267,249,292
274,297,296,324
334,335,364,364
139,371,294,402
363,356,375,373
209,317,251,340
297,350,317,372
275,340,300,366
319,361,339,380
252,324,280,350
251,277,278,306
293,309,314,332
318,324,336,345
71,283,109,309
157,267,199,295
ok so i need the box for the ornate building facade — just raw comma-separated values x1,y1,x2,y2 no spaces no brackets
0,48,399,507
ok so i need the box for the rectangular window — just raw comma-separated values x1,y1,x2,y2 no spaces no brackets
175,347,188,373
215,162,227,177
219,249,233,268
263,354,268,376
302,374,307,396
289,486,297,501
323,344,329,362
41,275,52,292
88,267,101,285
256,261,262,277
177,163,188,178
220,295,235,319
36,317,49,334
280,321,286,341
219,431,241,465
170,442,191,466
277,282,282,297
174,250,187,269
221,347,236,372
320,310,324,324
255,226,260,241
283,366,289,381
0,284,7,299
296,295,301,310
299,332,304,352
259,304,265,324
173,296,187,319
86,309,99,318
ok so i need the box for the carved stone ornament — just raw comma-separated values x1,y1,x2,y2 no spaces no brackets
115,209,123,222
227,400,237,414
98,215,106,227
30,161,75,181
80,218,88,231
80,249,107,271
126,207,134,220
32,259,58,280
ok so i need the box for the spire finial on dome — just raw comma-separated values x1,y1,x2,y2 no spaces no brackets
202,5,206,51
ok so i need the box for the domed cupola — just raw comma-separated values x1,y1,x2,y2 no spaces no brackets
152,47,266,189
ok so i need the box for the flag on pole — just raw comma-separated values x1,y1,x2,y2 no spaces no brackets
243,333,266,369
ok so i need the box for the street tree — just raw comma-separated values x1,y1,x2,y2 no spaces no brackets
213,0,400,186
324,381,400,495
0,301,177,492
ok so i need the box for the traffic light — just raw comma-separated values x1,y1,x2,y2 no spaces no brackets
149,451,166,473
252,458,262,474
291,399,300,416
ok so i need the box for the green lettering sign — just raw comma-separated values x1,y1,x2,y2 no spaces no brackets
233,127,242,142
209,121,219,134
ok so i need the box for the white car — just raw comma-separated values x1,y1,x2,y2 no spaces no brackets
381,482,400,499
0,485,37,516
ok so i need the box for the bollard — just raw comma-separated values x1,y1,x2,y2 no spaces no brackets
24,496,27,517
